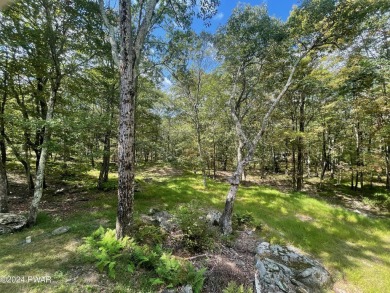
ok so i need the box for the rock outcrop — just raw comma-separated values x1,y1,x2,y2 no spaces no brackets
254,242,332,293
0,213,27,235
140,209,178,232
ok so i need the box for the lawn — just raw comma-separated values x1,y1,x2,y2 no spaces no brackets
0,167,389,292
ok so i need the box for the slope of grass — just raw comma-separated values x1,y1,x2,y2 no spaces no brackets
0,169,389,292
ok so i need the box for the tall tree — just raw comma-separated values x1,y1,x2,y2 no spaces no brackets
217,0,386,234
99,0,219,239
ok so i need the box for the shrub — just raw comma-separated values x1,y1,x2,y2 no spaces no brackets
175,203,216,253
133,221,167,246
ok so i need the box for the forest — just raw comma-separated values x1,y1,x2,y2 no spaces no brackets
0,0,389,292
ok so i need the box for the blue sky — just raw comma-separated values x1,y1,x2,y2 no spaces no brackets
192,0,300,33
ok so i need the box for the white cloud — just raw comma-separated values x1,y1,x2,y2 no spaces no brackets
214,12,224,20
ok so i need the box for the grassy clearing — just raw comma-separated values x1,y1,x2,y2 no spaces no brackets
1,168,389,292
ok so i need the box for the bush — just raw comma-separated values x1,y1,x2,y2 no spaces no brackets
133,221,167,246
175,203,216,253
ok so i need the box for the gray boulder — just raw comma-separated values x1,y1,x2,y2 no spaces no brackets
141,210,178,232
206,210,222,226
0,213,27,235
254,242,332,293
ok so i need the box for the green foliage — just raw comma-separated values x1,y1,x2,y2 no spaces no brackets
98,179,118,191
133,221,167,246
223,281,253,293
176,202,216,253
233,211,254,227
80,227,206,292
80,227,133,278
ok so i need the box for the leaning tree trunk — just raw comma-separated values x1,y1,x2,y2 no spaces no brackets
219,51,305,235
0,160,8,213
27,91,55,226
220,161,246,235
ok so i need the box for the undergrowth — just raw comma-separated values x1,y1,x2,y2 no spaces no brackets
78,226,206,292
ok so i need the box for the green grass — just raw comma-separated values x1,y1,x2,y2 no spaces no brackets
1,169,389,292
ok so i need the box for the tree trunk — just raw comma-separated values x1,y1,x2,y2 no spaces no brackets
213,137,216,179
0,160,8,213
222,158,227,171
351,170,354,190
296,95,305,191
220,168,242,235
292,143,297,189
386,145,390,190
98,131,111,190
237,139,246,181
27,90,55,225
220,45,306,235
354,170,358,191
0,58,7,165
195,119,207,188
116,68,136,239
320,128,327,181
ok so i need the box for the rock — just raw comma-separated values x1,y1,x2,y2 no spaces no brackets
180,285,193,293
254,242,332,293
141,210,177,232
206,210,221,226
52,226,70,235
0,213,27,235
154,211,177,231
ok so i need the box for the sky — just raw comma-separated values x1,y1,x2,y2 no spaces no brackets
192,0,300,33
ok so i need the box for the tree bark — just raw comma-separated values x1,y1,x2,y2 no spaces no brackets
296,94,305,191
0,53,8,165
115,0,159,239
27,89,55,225
98,131,111,190
0,159,8,213
237,138,246,181
386,145,390,190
